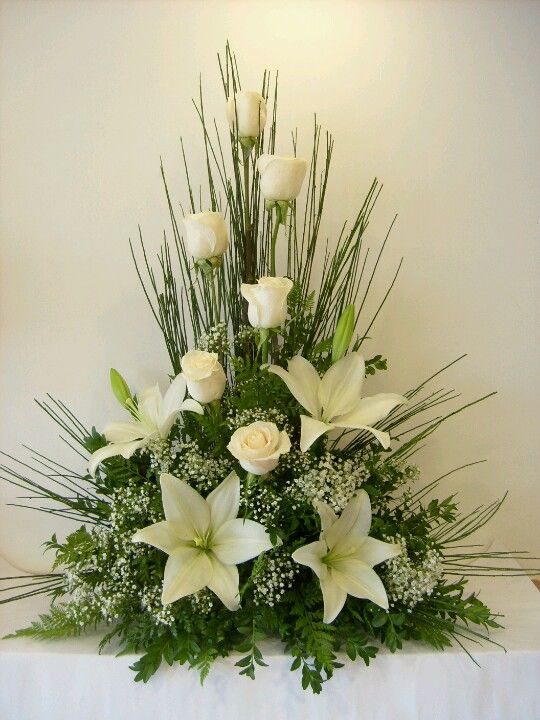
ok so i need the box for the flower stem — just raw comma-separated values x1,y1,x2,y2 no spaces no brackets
210,399,221,419
243,472,257,519
209,270,219,325
270,216,280,276
260,334,269,364
242,146,254,284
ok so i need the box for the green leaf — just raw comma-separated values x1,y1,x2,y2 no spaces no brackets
371,613,388,628
290,656,302,672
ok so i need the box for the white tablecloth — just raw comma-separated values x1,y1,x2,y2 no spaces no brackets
1,554,539,720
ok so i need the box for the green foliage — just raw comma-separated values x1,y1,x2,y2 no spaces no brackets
234,623,268,680
365,354,387,375
5,604,93,641
49,526,96,570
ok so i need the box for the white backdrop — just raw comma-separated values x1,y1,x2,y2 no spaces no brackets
1,0,539,572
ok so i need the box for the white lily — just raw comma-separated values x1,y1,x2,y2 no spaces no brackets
292,490,401,623
268,353,407,452
133,472,273,609
88,375,203,476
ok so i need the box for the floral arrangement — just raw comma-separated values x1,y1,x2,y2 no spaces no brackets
2,46,537,693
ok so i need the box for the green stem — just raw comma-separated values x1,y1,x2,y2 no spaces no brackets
270,216,280,276
244,472,257,493
242,472,257,520
209,270,219,325
242,147,254,283
210,399,221,419
261,335,269,364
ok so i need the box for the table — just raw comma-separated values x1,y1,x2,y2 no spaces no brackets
1,554,539,720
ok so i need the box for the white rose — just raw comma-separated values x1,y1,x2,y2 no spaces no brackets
227,91,267,138
182,212,229,261
227,421,291,475
180,350,226,404
240,276,293,329
257,155,308,202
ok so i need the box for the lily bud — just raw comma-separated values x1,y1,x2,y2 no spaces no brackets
331,304,355,363
110,368,132,408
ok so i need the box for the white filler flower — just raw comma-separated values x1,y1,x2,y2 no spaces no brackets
292,490,401,623
257,155,308,202
133,471,273,609
268,353,407,452
240,276,293,329
88,376,203,476
227,421,291,475
226,91,267,138
181,350,227,404
182,211,229,261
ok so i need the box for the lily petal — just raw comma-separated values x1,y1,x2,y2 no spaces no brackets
160,374,187,423
212,518,272,565
356,536,402,567
314,501,337,533
207,472,240,530
138,384,163,426
159,398,204,438
291,539,328,579
178,398,205,415
332,421,391,449
286,356,322,416
160,473,210,538
132,520,181,554
300,415,333,452
161,546,213,605
319,352,365,420
325,490,371,549
268,356,321,417
337,393,407,427
320,573,348,624
159,411,180,439
332,559,390,609
207,555,240,611
88,439,145,477
103,421,147,443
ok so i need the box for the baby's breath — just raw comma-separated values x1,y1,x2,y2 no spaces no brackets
234,325,257,347
253,548,299,607
147,437,176,473
383,536,444,610
282,450,369,511
241,479,283,526
140,585,175,626
170,441,233,493
197,322,230,354
188,589,215,615
63,480,163,625
227,407,292,436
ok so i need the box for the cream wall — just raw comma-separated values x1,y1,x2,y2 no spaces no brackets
1,0,539,572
